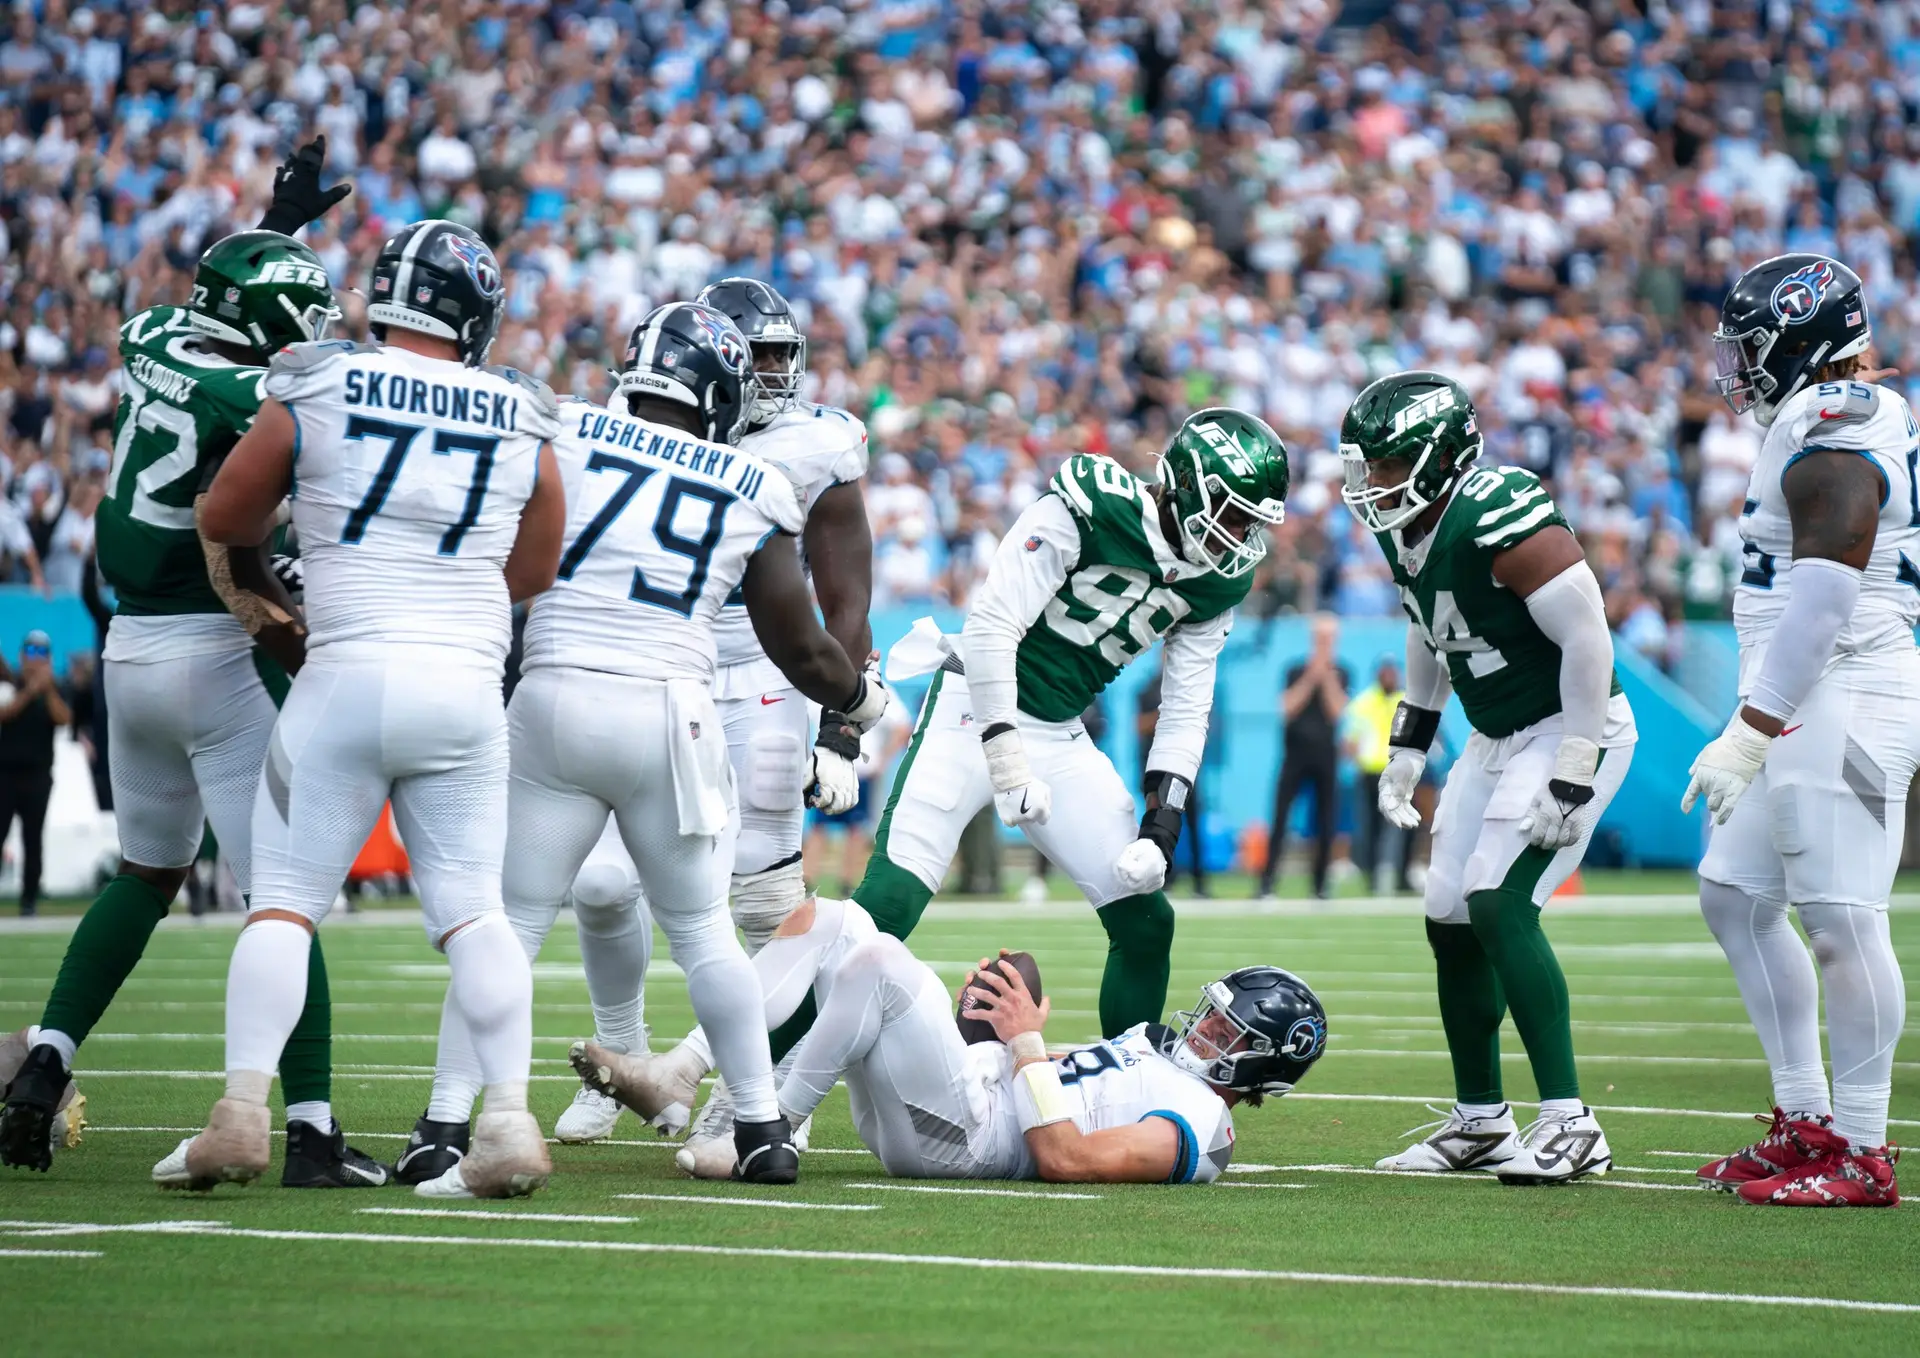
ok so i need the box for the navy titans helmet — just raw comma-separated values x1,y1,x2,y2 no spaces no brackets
1166,966,1327,1097
696,276,807,427
617,302,754,445
367,219,505,367
1714,253,1870,426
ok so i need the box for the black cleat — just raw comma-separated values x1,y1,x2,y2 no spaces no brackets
732,1116,800,1185
393,1111,470,1186
1,1045,73,1172
282,1119,391,1188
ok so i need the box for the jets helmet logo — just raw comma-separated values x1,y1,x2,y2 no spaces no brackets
1390,386,1456,437
250,260,328,290
686,305,751,376
445,233,503,299
1770,259,1835,326
1193,420,1255,477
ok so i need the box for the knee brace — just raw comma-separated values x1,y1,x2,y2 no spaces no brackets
732,854,806,953
1098,891,1176,959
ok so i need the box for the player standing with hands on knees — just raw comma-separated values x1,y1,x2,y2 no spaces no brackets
1342,371,1636,1185
1686,254,1917,1207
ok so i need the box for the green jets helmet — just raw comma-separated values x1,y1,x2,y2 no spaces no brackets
187,230,339,358
1339,370,1483,532
1157,407,1290,578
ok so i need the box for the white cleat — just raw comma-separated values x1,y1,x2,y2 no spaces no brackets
569,1040,701,1137
452,1110,551,1199
1495,1107,1611,1185
1375,1104,1520,1173
552,1086,623,1144
168,1098,272,1191
413,1162,478,1200
675,1081,737,1179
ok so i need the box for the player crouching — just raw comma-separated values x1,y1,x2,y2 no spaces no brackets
576,894,1326,1184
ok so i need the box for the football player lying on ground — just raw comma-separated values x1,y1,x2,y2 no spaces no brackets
575,895,1327,1183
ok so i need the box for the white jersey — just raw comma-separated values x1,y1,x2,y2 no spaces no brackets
1734,380,1920,694
999,1025,1236,1184
711,402,868,690
266,340,559,668
520,400,806,683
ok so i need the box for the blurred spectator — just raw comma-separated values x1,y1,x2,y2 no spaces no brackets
0,630,69,917
1258,613,1347,901
1345,655,1413,896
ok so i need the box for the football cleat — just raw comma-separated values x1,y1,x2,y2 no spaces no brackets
569,1040,700,1137
1737,1144,1899,1207
412,1162,477,1199
393,1111,471,1186
553,1086,624,1144
0,1034,86,1172
1494,1107,1611,1185
169,1098,273,1191
1375,1103,1519,1173
1697,1107,1840,1191
731,1115,799,1185
281,1119,391,1189
440,1110,550,1199
675,1082,738,1179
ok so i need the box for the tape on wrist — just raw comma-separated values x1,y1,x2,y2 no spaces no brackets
1008,1031,1047,1063
1014,1057,1073,1131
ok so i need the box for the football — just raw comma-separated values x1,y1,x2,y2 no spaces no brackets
955,951,1044,1045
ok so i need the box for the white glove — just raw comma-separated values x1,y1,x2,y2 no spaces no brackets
1113,838,1168,894
842,661,890,732
1682,714,1774,825
1520,736,1601,851
806,749,859,814
1377,748,1426,830
984,727,1051,827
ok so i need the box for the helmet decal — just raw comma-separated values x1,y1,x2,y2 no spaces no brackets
1770,258,1834,326
445,233,502,299
1284,1015,1327,1061
685,305,751,376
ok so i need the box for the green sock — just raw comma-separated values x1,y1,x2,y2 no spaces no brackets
279,935,332,1107
38,873,175,1045
1426,917,1506,1105
1095,892,1175,1038
852,852,935,940
1467,887,1579,1101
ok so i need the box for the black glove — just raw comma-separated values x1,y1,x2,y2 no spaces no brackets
269,554,304,605
1138,771,1192,863
258,135,352,236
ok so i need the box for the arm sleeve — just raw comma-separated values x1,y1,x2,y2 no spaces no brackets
1403,623,1452,709
1743,556,1862,722
960,494,1082,730
1145,611,1232,782
1521,560,1613,747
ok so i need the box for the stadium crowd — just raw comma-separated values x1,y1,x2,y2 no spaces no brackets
5,0,1920,678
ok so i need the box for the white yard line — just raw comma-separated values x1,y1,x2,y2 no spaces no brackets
843,1182,1102,1201
608,1194,877,1212
0,1248,102,1258
69,1070,582,1082
1647,1150,1727,1158
1284,1092,1920,1128
1329,1048,1920,1072
1223,1163,1707,1192
361,1209,643,1225
5,1218,1912,1314
1211,1182,1314,1190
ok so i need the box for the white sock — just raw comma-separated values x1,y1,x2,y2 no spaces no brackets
285,1100,332,1131
576,895,651,1055
427,983,484,1124
1456,1102,1508,1122
483,1080,528,1114
223,919,311,1082
32,1027,77,1068
679,1027,715,1075
1801,902,1905,1149
225,1069,272,1106
664,905,777,1123
1700,881,1831,1118
1538,1097,1585,1121
445,913,534,1091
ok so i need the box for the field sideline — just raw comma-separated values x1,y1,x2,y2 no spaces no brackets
2,891,1916,1356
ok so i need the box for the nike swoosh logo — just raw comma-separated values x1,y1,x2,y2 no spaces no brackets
343,1161,387,1185
395,1144,462,1172
1819,408,1842,420
761,696,785,706
1781,725,1801,737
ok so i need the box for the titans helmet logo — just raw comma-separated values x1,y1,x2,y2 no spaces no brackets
445,234,503,300
1770,259,1835,326
686,305,751,376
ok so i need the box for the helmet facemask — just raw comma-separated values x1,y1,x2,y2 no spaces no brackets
1169,981,1296,1097
1340,423,1479,534
745,324,806,427
1158,444,1285,580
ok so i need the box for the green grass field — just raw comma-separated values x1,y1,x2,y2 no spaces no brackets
3,891,1918,1356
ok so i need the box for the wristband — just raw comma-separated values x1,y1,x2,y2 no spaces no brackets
1014,1057,1073,1131
1389,701,1442,753
1008,1031,1047,1063
814,712,860,761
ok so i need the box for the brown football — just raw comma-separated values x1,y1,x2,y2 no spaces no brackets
955,951,1044,1045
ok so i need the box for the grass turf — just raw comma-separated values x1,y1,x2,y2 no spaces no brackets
1,893,1916,1357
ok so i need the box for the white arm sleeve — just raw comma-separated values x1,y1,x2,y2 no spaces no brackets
1522,561,1613,747
1145,610,1232,783
960,494,1082,731
1403,623,1452,710
1744,555,1862,722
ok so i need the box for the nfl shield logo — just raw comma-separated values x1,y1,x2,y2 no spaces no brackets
415,286,433,303
224,287,240,304
689,721,702,740
1024,536,1043,552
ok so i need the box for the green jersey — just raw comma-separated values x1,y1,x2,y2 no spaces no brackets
1013,455,1246,722
98,306,265,616
1378,464,1618,739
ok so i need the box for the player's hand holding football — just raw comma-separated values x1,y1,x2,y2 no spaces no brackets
967,954,1051,1042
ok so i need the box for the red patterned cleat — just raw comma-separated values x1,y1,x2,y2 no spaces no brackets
1697,1108,1842,1191
1737,1145,1899,1207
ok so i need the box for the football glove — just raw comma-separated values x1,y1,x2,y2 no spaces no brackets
1520,736,1600,850
806,713,860,815
1682,714,1773,825
841,662,890,733
1113,838,1168,895
1119,770,1190,894
1377,748,1426,831
983,725,1050,828
258,135,352,236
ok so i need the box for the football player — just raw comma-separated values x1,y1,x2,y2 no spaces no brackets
0,139,386,1186
409,302,885,1192
582,893,1325,1184
541,277,873,1152
1685,255,1916,1207
1344,372,1636,1185
165,219,568,1197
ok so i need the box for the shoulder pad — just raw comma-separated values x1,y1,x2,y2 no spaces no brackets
1464,465,1562,550
1140,1022,1180,1055
484,365,562,440
758,459,807,536
1803,379,1882,445
1050,455,1138,517
264,340,362,403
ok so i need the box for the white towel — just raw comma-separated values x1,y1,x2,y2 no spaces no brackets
884,615,955,682
665,679,732,837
